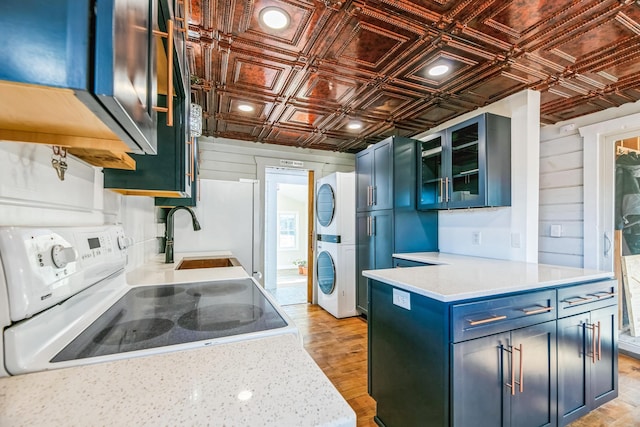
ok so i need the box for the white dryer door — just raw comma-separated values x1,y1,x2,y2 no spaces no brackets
316,184,335,227
316,251,336,295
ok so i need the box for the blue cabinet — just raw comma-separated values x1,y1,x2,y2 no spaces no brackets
453,321,557,427
355,137,438,315
368,280,448,426
356,140,393,212
0,0,158,154
418,113,511,210
392,258,431,268
368,278,618,427
356,211,393,313
103,1,193,198
557,282,618,425
154,137,199,207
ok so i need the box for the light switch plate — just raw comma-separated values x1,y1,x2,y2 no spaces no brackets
392,288,411,310
550,224,562,238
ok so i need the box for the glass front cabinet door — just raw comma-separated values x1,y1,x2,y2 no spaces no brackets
448,117,482,208
418,132,447,210
417,113,511,210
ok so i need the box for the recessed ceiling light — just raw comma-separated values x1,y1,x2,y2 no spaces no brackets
260,7,290,30
347,121,363,130
428,64,449,77
238,104,254,112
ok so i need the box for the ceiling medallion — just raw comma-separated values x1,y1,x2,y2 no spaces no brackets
259,7,290,30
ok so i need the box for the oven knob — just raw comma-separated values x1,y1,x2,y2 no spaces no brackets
117,235,132,250
51,245,77,269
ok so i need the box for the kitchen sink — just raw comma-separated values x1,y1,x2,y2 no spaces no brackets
175,257,241,270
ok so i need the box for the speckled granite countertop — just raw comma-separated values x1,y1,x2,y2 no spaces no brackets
0,334,356,426
0,252,356,426
362,252,613,302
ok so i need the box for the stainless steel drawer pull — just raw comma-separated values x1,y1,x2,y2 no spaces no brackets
589,291,616,299
468,315,507,326
522,306,554,315
562,296,594,305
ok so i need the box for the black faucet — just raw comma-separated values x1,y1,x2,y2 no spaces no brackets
165,206,201,263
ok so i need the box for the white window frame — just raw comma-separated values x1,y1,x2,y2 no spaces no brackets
278,211,299,250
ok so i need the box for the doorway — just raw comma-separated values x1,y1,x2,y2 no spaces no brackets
264,167,313,306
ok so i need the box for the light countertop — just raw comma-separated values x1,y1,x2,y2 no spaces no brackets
362,252,614,302
126,251,249,286
0,251,356,427
0,334,356,427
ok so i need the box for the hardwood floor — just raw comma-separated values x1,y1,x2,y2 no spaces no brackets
283,303,640,427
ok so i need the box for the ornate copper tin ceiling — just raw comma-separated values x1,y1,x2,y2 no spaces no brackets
187,0,640,153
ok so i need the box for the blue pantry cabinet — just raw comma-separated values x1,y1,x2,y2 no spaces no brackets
356,140,393,212
355,137,438,315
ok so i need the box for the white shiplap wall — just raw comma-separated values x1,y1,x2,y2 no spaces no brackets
538,134,584,267
198,137,356,181
538,99,640,268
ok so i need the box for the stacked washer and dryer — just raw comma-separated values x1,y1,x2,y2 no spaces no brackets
315,172,357,318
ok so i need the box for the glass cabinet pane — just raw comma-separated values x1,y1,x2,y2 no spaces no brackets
450,122,480,203
419,135,444,206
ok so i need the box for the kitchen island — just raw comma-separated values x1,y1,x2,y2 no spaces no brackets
0,252,356,427
363,252,618,427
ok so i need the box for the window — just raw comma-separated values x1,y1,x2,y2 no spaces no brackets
278,212,298,249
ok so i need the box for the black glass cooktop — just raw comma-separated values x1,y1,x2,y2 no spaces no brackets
52,279,287,362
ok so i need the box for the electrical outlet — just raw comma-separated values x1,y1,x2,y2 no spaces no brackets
550,224,562,238
392,288,411,310
472,231,481,245
511,233,521,248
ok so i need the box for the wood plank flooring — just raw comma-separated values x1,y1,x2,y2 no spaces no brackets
283,303,640,427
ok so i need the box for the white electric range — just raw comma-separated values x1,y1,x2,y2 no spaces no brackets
0,225,297,376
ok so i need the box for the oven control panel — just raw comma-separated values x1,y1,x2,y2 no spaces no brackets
0,225,128,322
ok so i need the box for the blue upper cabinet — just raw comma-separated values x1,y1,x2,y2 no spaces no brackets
418,113,511,210
356,140,393,212
0,0,158,155
104,0,192,198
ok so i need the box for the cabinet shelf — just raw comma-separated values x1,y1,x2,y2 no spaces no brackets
451,140,479,151
422,178,441,184
421,146,443,157
452,169,479,179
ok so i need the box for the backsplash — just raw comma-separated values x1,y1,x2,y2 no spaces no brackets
0,140,157,271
